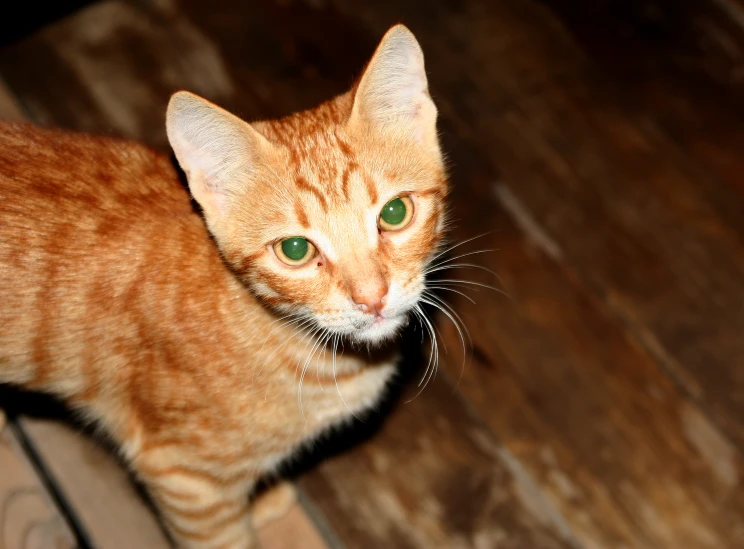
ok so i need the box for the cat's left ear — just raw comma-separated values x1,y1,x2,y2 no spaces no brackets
166,92,270,222
349,25,438,151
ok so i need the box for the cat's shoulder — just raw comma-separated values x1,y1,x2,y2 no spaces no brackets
0,121,181,194
0,121,172,171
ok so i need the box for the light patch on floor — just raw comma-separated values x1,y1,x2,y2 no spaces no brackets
680,403,739,488
492,183,564,261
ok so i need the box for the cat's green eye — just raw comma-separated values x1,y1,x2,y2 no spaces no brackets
274,237,316,266
379,195,414,232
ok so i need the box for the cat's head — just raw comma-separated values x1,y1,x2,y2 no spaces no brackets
166,25,447,345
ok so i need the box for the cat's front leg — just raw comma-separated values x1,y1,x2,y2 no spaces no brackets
137,462,259,549
250,481,297,529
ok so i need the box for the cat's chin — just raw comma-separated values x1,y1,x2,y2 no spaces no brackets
350,314,408,345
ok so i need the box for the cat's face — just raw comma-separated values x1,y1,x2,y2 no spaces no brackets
225,114,446,344
167,26,446,345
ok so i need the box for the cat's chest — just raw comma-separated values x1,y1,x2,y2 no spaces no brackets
271,361,392,425
226,360,396,459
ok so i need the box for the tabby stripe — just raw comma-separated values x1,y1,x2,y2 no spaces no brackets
208,529,255,549
295,175,328,211
140,435,203,451
162,505,247,542
139,463,255,486
151,484,202,502
142,442,246,467
163,500,246,529
364,174,378,204
340,161,359,201
336,136,355,160
417,186,444,197
157,498,238,522
294,200,310,228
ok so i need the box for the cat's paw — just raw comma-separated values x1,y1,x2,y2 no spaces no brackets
250,481,297,529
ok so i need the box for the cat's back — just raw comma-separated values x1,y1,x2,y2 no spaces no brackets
0,121,192,226
0,122,231,369
0,121,207,284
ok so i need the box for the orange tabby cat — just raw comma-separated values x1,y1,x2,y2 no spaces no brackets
0,25,447,549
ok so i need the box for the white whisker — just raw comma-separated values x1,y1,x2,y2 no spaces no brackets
425,284,476,304
433,279,512,300
408,304,439,395
420,292,472,395
420,294,470,352
332,333,362,421
253,314,315,390
425,262,498,277
428,232,491,263
426,249,495,271
297,328,331,420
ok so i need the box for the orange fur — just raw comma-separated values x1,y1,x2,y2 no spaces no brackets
0,25,447,549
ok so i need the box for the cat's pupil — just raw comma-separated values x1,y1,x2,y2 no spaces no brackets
281,237,308,261
381,197,407,226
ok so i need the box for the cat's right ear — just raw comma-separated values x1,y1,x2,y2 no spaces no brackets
166,92,269,220
348,25,438,153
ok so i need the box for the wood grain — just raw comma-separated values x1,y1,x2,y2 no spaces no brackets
330,0,744,458
0,1,234,148
315,0,744,546
537,0,744,199
258,503,333,549
0,411,76,549
20,414,333,549
299,377,578,549
20,418,173,549
441,180,744,548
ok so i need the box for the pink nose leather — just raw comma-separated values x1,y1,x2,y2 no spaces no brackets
352,284,388,316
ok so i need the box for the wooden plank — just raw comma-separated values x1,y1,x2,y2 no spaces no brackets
0,410,76,549
329,0,744,447
20,418,172,549
299,377,578,549
300,1,744,547
536,0,744,196
0,0,234,148
0,0,96,47
440,181,744,549
20,415,334,549
487,77,744,445
258,502,333,549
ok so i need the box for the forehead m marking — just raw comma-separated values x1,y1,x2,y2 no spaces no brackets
341,161,359,201
295,175,328,211
364,173,379,204
294,200,310,228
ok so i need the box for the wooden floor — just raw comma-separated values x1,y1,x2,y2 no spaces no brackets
2,0,744,547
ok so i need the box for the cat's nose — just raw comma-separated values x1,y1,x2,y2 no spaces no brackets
352,284,388,316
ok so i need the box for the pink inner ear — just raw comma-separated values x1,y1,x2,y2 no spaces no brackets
186,168,223,216
167,91,271,221
350,29,437,148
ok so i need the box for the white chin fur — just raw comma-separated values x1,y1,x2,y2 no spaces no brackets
350,314,408,344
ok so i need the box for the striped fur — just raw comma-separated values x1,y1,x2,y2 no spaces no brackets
0,25,447,549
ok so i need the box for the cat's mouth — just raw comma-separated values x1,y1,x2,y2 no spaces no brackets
312,307,411,345
352,312,408,344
